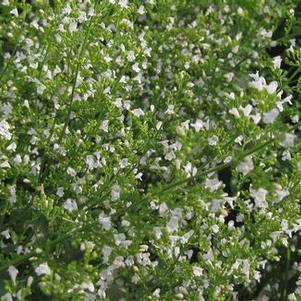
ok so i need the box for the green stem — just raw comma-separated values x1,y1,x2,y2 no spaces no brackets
57,17,95,144
288,67,301,83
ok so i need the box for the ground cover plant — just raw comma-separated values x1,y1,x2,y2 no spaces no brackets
1,0,301,300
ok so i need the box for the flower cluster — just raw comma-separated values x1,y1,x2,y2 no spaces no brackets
0,0,301,300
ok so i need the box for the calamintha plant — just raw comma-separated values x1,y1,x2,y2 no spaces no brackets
1,0,301,300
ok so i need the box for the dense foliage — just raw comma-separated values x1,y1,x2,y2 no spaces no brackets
1,0,301,300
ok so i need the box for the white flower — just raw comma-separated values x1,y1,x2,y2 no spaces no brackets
205,178,223,191
224,72,234,82
69,22,77,33
191,119,204,132
266,81,278,94
37,84,46,95
56,187,64,197
229,107,240,117
166,216,179,233
119,158,129,168
132,108,144,117
2,293,13,301
237,156,254,175
99,213,111,230
249,72,266,91
193,266,203,277
250,113,261,124
249,72,278,95
111,184,120,201
183,162,197,177
262,108,279,124
80,282,95,292
240,104,252,117
212,224,219,233
273,56,282,69
280,133,296,148
0,120,12,140
211,199,224,213
2,103,12,117
156,121,162,130
10,8,18,16
119,0,128,8
63,199,78,212
282,149,292,161
62,4,72,14
159,202,168,217
67,167,76,177
7,142,16,151
137,5,145,15
35,263,51,276
102,245,112,263
250,187,268,209
166,104,175,114
100,120,109,132
8,266,18,283
275,185,289,202
208,135,219,146
127,51,136,62
1,229,10,239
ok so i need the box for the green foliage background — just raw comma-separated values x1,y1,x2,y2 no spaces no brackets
0,0,301,300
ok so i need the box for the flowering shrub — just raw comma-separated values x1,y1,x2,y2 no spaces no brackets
1,0,301,300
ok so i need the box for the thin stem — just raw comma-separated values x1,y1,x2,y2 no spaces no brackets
288,67,301,83
57,17,94,144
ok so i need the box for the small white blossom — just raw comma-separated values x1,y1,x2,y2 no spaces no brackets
56,187,64,197
111,184,121,201
266,81,278,94
35,263,51,276
237,156,254,175
119,158,129,168
224,72,234,82
119,0,129,8
249,72,265,91
275,184,289,202
250,187,268,209
263,108,279,124
1,229,10,239
191,119,204,132
229,107,240,117
0,120,12,140
8,266,18,283
100,120,109,132
235,135,243,145
63,199,78,212
10,8,18,16
280,133,296,148
241,104,252,117
67,167,77,177
167,216,179,233
212,224,219,233
205,178,223,191
273,56,282,69
208,135,219,146
80,282,95,292
99,213,111,230
69,22,77,33
127,51,136,62
132,108,144,117
2,293,13,301
137,5,145,15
